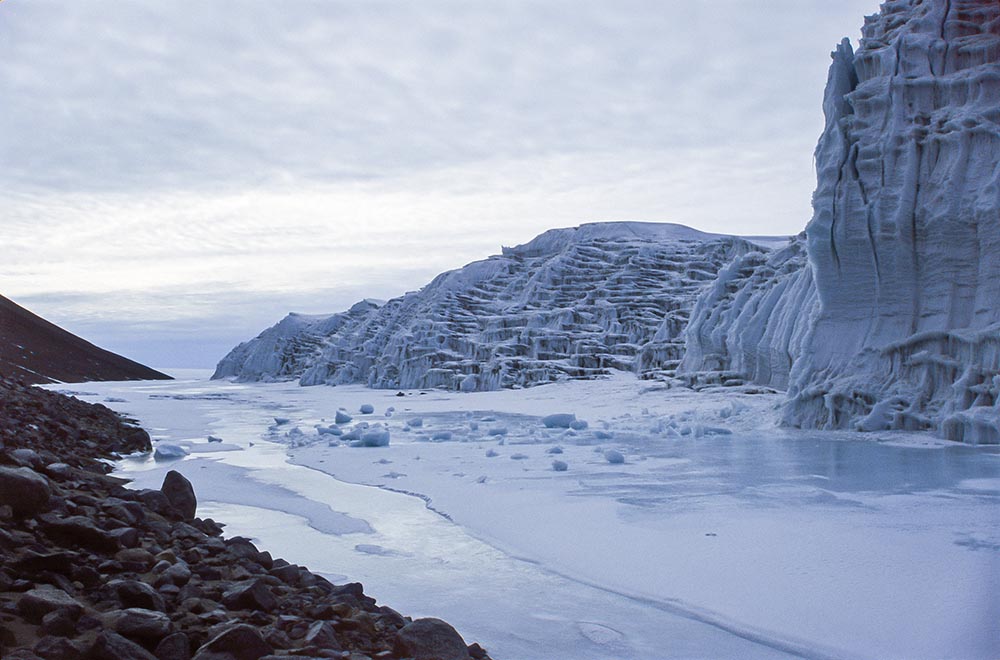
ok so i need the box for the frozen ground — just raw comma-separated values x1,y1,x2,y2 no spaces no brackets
51,372,999,659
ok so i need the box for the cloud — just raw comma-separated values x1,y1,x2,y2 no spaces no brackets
0,0,879,366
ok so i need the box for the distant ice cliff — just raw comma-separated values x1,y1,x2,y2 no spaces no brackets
214,223,771,391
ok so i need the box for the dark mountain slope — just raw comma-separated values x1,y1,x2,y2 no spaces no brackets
0,294,170,384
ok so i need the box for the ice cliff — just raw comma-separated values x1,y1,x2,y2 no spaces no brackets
681,0,1000,443
214,223,769,390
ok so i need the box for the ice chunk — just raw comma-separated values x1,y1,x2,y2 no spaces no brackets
551,460,568,472
273,417,290,425
604,449,625,464
460,375,478,392
510,453,528,460
154,444,188,460
487,427,508,436
359,404,375,414
569,419,589,430
546,446,564,454
335,410,353,424
407,417,424,428
207,435,223,443
542,413,576,428
431,431,453,441
359,429,390,447
485,449,499,458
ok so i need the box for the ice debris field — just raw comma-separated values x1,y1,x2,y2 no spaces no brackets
56,373,1000,660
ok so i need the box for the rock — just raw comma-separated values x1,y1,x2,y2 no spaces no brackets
17,586,83,624
39,515,119,553
108,579,166,612
10,448,43,468
154,632,191,660
221,579,277,612
33,636,82,660
89,630,158,660
0,466,52,515
160,562,193,587
108,608,174,642
303,620,341,651
395,618,472,660
136,489,176,516
39,610,77,637
192,624,271,660
161,471,197,520
116,548,156,572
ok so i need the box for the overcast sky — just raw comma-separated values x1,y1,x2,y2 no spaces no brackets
0,0,877,369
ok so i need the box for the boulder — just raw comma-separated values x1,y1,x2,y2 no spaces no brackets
191,624,271,660
303,620,341,651
108,607,174,642
395,618,472,660
160,471,197,520
154,632,192,660
89,630,158,660
221,580,277,612
0,466,51,515
17,587,83,624
107,580,166,612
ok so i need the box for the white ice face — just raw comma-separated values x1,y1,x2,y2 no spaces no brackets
214,222,778,392
682,3,1000,443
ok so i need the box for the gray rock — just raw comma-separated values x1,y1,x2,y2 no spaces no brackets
109,579,167,612
394,618,472,660
109,607,174,642
17,586,83,624
160,562,192,587
192,624,271,660
161,471,197,520
10,448,43,468
303,620,341,651
0,466,51,515
154,632,191,660
39,515,118,552
89,630,158,660
221,579,277,612
39,609,77,637
33,635,82,660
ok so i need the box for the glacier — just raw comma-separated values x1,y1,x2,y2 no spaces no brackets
680,0,1000,443
216,0,998,444
215,222,780,391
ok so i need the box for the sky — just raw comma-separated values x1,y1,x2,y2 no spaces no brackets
0,0,877,369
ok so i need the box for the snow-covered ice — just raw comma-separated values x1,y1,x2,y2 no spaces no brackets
54,373,1000,660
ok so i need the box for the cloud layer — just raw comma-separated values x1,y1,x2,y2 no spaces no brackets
0,0,877,367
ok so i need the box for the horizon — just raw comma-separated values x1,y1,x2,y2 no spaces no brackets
1,0,877,368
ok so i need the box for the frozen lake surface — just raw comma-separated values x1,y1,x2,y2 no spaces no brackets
54,373,999,660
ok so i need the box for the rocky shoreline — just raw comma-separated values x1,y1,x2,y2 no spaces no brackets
0,376,491,660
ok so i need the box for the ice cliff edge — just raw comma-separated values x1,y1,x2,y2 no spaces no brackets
681,0,1000,443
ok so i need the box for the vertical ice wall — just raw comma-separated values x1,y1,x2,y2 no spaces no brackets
788,0,1000,442
682,0,1000,442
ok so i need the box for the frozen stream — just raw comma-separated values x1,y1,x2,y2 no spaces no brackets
51,374,999,660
